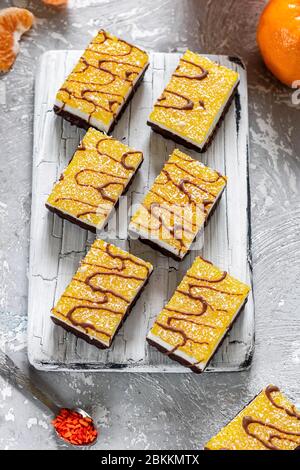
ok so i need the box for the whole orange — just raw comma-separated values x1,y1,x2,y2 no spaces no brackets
257,0,300,87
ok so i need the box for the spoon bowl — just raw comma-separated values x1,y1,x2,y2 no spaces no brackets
54,407,98,448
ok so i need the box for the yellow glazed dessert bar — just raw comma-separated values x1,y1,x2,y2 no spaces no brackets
129,149,227,260
205,385,300,450
147,50,239,152
54,30,149,132
46,127,143,232
51,239,153,349
147,257,250,373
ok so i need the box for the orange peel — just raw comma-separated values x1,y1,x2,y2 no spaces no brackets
257,0,300,87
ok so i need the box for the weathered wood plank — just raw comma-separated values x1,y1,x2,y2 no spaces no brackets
28,51,254,372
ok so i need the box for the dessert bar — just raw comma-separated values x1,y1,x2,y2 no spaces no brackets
147,257,250,373
205,385,300,450
147,50,239,152
129,149,227,260
46,127,143,232
54,30,149,133
51,239,153,349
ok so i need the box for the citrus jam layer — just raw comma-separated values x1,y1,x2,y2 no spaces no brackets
205,385,300,450
51,239,153,348
129,149,227,259
55,30,149,132
46,127,143,231
147,257,250,371
148,51,239,149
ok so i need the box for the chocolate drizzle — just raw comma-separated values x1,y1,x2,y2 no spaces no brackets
55,136,142,221
265,385,300,420
172,150,226,183
235,386,300,450
53,197,108,219
242,416,300,450
54,243,150,343
75,170,125,204
160,169,217,203
155,89,194,111
174,58,208,81
90,30,145,56
59,87,124,120
140,202,194,254
137,151,225,256
153,55,208,113
154,259,244,356
156,320,209,357
57,30,148,122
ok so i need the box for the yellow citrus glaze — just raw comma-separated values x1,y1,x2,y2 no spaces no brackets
205,386,300,450
52,239,152,347
56,30,149,128
150,257,250,363
47,127,143,229
130,149,227,256
149,50,239,146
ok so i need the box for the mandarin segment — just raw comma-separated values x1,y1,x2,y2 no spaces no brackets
0,7,34,73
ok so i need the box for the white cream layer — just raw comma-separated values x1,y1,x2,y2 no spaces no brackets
148,78,239,150
55,61,149,132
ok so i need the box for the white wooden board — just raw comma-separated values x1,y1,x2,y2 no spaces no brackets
28,51,254,372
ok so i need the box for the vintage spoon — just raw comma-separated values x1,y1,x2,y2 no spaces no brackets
0,348,98,447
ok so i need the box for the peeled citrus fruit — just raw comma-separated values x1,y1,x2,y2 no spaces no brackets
42,0,68,5
0,7,34,73
257,0,300,87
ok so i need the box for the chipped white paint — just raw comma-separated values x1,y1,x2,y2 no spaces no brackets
27,417,38,429
1,385,12,401
5,409,15,422
27,50,254,373
0,83,6,106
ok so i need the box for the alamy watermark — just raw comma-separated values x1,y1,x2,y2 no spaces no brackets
291,80,300,106
95,195,205,253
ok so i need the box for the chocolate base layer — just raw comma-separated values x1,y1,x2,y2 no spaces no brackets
53,63,149,134
147,297,248,374
133,237,183,262
46,204,98,233
147,81,239,153
45,155,143,233
52,270,152,351
146,337,203,373
131,185,226,261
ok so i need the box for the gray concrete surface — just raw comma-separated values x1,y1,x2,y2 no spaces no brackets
0,0,299,450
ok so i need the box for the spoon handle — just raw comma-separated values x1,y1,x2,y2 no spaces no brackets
0,348,59,415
